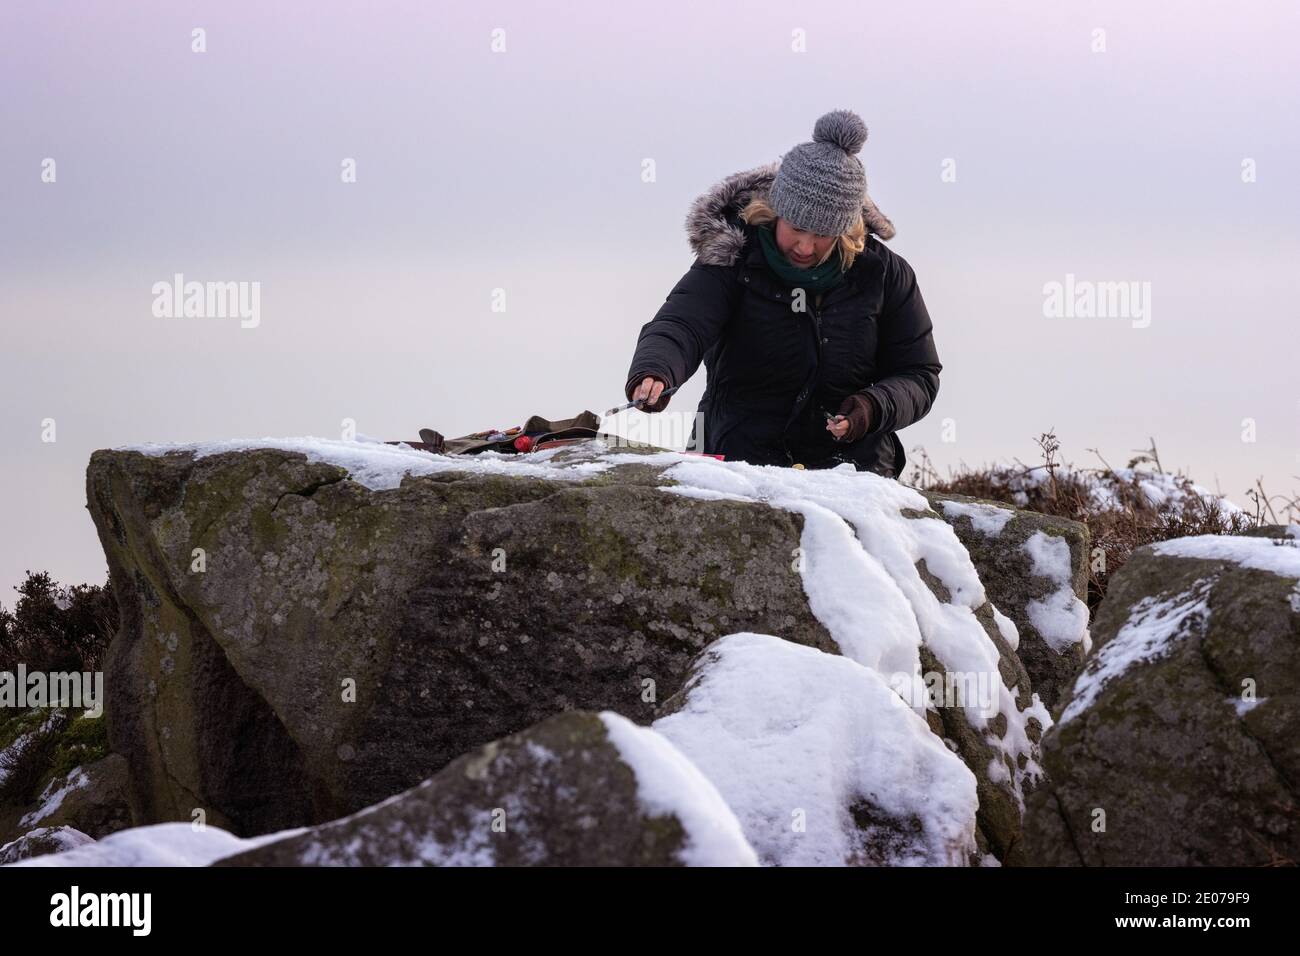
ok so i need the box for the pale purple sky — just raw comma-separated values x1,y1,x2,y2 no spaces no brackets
2,0,1297,596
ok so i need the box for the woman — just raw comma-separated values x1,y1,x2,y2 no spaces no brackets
623,109,941,479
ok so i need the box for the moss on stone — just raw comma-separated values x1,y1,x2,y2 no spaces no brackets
579,522,656,589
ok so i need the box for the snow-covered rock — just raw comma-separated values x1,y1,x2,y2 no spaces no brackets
922,490,1091,716
0,826,95,865
1024,534,1300,865
88,438,840,834
12,754,131,839
6,823,290,867
212,710,756,867
86,434,1074,864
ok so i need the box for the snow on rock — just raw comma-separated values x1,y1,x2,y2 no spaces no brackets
1157,529,1300,614
1026,589,1091,656
992,606,1020,652
114,434,1039,748
653,633,979,866
784,500,924,677
20,712,756,868
19,767,90,829
105,436,1056,859
0,826,96,865
1055,532,1300,730
631,454,1047,809
1023,529,1072,581
125,436,1049,806
7,823,299,867
122,436,618,491
940,499,1015,536
1058,578,1214,727
598,712,758,867
201,710,749,867
1021,530,1091,655
1151,534,1300,579
1229,696,1266,716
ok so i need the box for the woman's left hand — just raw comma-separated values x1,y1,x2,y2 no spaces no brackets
828,394,876,443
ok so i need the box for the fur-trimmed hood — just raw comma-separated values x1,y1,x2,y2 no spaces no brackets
684,160,896,267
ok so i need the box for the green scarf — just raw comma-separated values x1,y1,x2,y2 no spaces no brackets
756,223,846,293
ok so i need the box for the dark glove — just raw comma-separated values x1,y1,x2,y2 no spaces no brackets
835,393,880,443
625,373,672,413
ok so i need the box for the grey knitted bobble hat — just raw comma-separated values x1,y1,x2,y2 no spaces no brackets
768,109,870,237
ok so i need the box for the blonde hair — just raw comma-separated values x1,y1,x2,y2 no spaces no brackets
739,196,866,272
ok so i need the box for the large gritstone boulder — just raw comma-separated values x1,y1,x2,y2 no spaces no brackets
1023,534,1300,866
87,436,1073,862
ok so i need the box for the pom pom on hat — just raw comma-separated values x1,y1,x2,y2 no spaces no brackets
813,109,868,155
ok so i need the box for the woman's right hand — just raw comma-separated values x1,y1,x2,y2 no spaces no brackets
630,375,671,413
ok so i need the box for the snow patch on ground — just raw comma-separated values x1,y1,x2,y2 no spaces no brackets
989,464,1245,517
